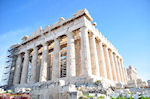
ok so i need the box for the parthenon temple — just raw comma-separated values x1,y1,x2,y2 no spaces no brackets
8,9,130,98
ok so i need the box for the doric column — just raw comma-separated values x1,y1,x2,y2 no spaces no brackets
80,26,92,76
120,59,125,83
13,54,22,85
20,50,30,84
30,46,38,83
97,41,107,79
36,56,41,82
75,39,81,76
47,53,51,80
52,38,60,80
67,32,76,77
39,43,49,82
89,33,100,76
117,57,124,83
103,45,113,80
113,53,121,82
109,50,117,81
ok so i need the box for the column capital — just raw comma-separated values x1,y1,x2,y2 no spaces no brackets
103,44,108,49
120,58,123,61
33,46,38,50
67,31,75,37
98,40,103,44
108,48,113,52
89,32,96,38
54,37,61,41
17,53,22,57
116,55,120,59
80,26,88,32
112,52,116,55
97,38,102,43
43,42,49,46
25,49,30,54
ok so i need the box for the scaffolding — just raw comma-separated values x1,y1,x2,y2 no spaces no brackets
60,47,67,78
5,45,19,87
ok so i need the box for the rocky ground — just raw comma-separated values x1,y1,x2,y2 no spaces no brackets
74,80,150,99
1,79,150,99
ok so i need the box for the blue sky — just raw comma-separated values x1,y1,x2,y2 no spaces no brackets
0,0,150,85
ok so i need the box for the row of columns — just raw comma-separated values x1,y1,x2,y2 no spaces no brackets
13,26,128,85
79,26,128,83
13,31,77,85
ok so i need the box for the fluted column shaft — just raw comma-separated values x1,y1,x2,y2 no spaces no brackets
39,43,48,82
13,54,22,85
117,57,124,83
20,50,30,84
52,38,60,80
80,26,92,76
113,54,121,82
97,41,107,79
109,51,117,81
103,45,113,80
120,59,125,83
30,46,38,83
67,32,76,77
89,33,100,76
75,39,81,76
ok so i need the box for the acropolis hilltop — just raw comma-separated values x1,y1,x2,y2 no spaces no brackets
3,9,150,99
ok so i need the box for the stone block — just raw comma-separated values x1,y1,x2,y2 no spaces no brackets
44,25,50,32
59,84,77,93
136,79,142,84
147,80,150,87
142,81,147,87
67,84,77,92
59,17,65,21
58,80,65,86
137,79,144,88
116,82,124,89
137,81,147,88
127,80,137,88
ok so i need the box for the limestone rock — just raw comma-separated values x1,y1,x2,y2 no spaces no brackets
127,80,137,88
116,82,124,89
59,17,65,21
59,80,65,86
147,80,150,87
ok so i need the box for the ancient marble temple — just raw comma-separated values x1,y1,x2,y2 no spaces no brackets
8,9,129,98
